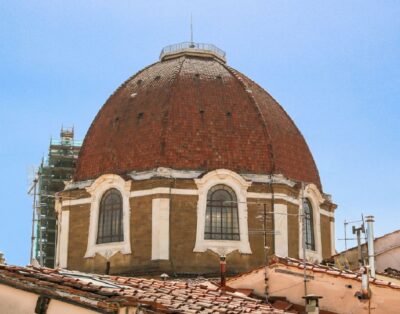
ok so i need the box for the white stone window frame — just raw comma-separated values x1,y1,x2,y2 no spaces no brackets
299,183,323,262
193,169,252,256
84,174,132,259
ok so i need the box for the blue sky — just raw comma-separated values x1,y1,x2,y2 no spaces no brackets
0,1,399,266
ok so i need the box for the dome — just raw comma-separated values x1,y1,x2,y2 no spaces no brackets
74,42,321,189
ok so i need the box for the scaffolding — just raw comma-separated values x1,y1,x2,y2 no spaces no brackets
30,127,82,267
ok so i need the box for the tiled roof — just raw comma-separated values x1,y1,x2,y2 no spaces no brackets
74,53,322,190
0,264,289,313
228,255,400,290
381,267,400,280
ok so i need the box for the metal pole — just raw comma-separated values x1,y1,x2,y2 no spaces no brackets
366,216,375,277
190,14,193,44
263,203,269,302
356,228,362,267
38,172,44,266
301,182,308,299
352,224,365,268
29,177,38,264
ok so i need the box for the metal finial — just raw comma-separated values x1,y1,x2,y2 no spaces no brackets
190,14,194,47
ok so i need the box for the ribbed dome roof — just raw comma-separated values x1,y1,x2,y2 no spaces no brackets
74,44,321,189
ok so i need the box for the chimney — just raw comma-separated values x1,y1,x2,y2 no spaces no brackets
302,295,322,314
220,255,226,288
365,215,376,277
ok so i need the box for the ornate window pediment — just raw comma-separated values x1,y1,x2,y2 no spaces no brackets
299,183,323,262
193,169,252,256
85,174,131,259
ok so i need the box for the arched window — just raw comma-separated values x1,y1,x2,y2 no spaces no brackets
303,199,315,250
97,189,124,244
205,185,240,240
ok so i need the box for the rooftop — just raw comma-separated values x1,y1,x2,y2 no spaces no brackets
0,263,289,313
228,255,400,291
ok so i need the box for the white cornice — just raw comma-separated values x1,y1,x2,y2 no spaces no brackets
320,209,334,218
241,173,296,187
64,179,94,191
128,167,203,180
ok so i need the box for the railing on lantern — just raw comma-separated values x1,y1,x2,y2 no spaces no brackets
159,42,226,62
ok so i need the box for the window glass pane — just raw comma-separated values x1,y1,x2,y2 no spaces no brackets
97,189,123,244
204,185,240,241
303,199,315,250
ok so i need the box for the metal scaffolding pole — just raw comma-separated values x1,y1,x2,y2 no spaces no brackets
28,175,38,264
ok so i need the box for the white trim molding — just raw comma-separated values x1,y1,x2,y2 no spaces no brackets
61,198,91,207
274,203,288,257
84,174,132,259
247,192,299,205
131,188,198,198
193,169,252,256
241,173,296,187
320,208,334,217
151,198,170,260
299,183,323,262
58,210,70,268
330,218,336,256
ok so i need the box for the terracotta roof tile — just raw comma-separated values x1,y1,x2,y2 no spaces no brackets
228,255,400,291
74,55,322,190
0,264,289,313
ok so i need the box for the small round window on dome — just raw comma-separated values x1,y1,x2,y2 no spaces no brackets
137,79,143,85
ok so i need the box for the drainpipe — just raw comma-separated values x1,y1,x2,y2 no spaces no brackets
365,216,376,278
220,255,226,289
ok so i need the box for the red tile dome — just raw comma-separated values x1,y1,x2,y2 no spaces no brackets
74,43,322,189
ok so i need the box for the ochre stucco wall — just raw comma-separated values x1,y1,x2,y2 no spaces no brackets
0,284,98,314
320,214,332,260
287,203,299,259
62,179,334,275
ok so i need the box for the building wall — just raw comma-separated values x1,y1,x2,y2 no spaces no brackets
334,230,400,272
60,174,335,276
0,284,97,314
228,264,400,314
320,215,332,260
0,284,38,314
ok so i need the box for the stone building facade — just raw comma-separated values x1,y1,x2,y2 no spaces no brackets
55,42,336,276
